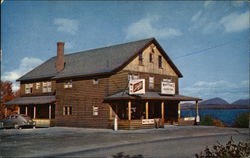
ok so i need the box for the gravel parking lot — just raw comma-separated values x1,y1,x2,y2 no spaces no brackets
0,126,248,157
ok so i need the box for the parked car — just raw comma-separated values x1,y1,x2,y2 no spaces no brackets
0,114,36,129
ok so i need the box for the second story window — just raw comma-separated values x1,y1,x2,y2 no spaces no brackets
93,79,99,85
25,83,33,94
158,55,163,68
149,52,154,63
128,74,139,81
43,82,52,93
149,77,154,89
138,52,143,65
36,83,40,90
64,80,73,88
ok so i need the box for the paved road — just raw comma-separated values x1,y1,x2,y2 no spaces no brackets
0,126,249,158
62,133,248,158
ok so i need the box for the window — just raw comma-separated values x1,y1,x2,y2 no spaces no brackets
93,79,99,85
63,106,72,115
149,77,154,89
25,83,33,94
149,52,154,63
158,55,162,68
36,83,40,90
42,82,52,93
64,80,73,88
138,52,143,65
93,106,99,116
128,74,139,81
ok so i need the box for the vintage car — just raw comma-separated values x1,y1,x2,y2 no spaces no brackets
0,114,36,129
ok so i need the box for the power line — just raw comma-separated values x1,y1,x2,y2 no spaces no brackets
173,38,244,60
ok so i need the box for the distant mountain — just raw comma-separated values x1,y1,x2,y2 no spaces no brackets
181,97,249,110
200,97,229,105
232,99,249,105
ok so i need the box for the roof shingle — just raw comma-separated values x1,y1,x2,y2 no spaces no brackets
17,38,182,81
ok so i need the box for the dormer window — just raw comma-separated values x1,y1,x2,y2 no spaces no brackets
138,52,143,65
25,83,33,94
64,80,73,88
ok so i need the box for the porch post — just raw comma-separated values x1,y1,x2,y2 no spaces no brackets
109,105,112,120
178,102,181,119
33,105,36,119
161,102,164,120
195,100,200,123
128,101,131,120
145,101,149,119
25,106,28,115
49,104,52,119
115,105,118,117
17,106,20,114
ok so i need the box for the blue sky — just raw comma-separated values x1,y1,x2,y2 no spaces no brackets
1,1,249,103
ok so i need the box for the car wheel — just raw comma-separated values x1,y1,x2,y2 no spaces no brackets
14,124,19,129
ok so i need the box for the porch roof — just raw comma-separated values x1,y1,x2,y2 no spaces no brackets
104,91,202,101
4,96,56,105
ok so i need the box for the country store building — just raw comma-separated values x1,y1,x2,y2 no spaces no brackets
5,38,201,129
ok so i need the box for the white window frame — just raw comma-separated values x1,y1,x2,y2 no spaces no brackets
93,79,99,85
36,82,40,90
25,83,33,94
42,81,52,93
93,106,99,116
64,80,73,88
149,77,154,89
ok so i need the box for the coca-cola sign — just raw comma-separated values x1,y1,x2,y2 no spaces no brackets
129,79,145,95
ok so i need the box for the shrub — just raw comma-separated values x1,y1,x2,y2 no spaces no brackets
195,137,250,158
200,114,226,127
233,112,249,128
200,115,215,126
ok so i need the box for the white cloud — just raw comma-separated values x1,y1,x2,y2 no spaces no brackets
204,1,215,8
54,18,79,35
125,15,182,39
2,57,43,91
231,1,245,8
220,11,249,32
191,10,202,22
65,42,74,50
182,80,249,103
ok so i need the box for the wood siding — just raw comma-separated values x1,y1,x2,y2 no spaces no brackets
55,77,110,128
123,43,178,77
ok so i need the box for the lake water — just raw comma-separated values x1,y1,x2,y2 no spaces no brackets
181,109,249,126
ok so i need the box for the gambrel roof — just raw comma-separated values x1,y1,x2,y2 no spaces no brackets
17,38,182,81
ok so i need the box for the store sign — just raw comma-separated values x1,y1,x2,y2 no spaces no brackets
129,79,145,95
161,81,175,95
142,119,154,125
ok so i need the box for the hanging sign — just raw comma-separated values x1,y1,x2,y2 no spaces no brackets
161,81,175,95
129,79,145,95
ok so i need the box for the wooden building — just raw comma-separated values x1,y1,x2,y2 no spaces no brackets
5,38,201,129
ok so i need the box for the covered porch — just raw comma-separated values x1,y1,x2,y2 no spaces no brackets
105,91,201,130
4,96,56,127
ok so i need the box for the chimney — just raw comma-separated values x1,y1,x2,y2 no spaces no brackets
56,42,65,72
